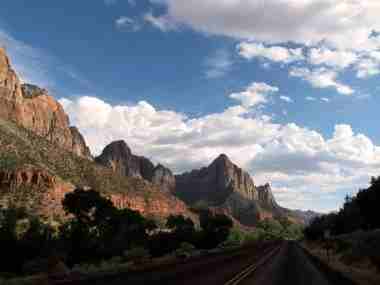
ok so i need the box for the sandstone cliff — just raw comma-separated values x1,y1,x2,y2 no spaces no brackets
0,117,193,221
0,48,193,222
0,48,91,159
175,154,282,226
96,140,176,193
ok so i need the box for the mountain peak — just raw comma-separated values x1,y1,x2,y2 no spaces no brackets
0,48,92,159
211,153,233,167
96,141,176,192
101,140,132,157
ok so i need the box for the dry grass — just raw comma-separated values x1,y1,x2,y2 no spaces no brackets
303,241,380,285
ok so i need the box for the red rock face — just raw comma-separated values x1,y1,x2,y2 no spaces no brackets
110,192,190,219
0,166,192,221
0,48,92,159
0,166,75,219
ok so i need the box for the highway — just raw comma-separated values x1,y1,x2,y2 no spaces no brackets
57,241,357,285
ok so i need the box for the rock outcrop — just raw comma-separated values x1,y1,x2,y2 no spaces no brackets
0,48,92,159
96,140,176,192
175,154,282,226
0,166,191,221
0,166,75,219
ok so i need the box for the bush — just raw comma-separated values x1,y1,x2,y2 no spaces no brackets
123,247,150,263
175,242,196,259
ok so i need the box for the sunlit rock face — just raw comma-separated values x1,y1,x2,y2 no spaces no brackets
0,48,92,159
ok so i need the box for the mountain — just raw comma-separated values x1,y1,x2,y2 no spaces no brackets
175,154,285,226
95,143,317,226
96,140,176,193
0,48,193,222
0,48,91,159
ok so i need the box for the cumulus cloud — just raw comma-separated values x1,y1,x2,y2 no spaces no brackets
238,42,304,64
229,82,279,108
158,0,380,51
308,48,358,69
356,58,380,78
146,1,380,95
290,67,354,95
59,91,380,211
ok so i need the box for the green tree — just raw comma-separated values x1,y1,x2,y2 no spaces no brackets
199,210,233,248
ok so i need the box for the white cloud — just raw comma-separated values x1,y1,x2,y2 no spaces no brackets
238,42,304,63
305,96,316,101
59,89,380,212
280,96,293,103
150,1,380,93
290,67,354,95
204,49,233,79
356,58,380,78
115,16,140,31
308,48,358,69
144,12,178,32
229,82,279,108
158,0,380,52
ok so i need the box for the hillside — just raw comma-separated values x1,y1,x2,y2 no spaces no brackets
0,47,193,222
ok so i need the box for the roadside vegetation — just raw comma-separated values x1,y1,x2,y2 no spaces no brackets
0,186,305,282
0,188,234,280
304,176,380,284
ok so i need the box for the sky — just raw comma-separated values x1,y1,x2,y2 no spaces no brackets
1,0,380,213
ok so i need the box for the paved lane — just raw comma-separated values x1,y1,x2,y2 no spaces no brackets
239,242,355,285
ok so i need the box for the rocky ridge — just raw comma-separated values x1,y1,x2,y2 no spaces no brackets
95,140,176,193
175,154,283,225
0,48,91,159
0,48,192,222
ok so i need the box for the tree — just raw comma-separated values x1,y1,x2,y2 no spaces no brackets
61,188,157,263
199,210,233,248
166,215,195,235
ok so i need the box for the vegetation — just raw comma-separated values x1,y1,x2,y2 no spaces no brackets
305,177,380,240
304,176,380,272
0,188,234,278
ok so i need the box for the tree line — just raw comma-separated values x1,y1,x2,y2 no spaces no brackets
0,188,233,276
305,176,380,240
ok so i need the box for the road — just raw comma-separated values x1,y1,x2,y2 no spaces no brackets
239,242,356,285
57,241,357,285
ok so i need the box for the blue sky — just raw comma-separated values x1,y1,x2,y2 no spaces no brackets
1,0,380,212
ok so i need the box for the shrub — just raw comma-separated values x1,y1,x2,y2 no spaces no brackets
175,242,196,259
123,247,150,263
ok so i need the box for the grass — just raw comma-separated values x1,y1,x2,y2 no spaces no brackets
303,239,380,285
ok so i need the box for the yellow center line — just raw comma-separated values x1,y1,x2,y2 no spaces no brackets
224,244,282,285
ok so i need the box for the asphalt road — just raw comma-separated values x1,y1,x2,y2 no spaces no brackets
57,241,357,285
240,242,356,285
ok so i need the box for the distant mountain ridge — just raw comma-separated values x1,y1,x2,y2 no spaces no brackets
0,47,319,226
96,142,317,226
